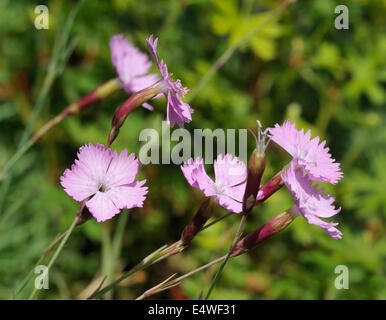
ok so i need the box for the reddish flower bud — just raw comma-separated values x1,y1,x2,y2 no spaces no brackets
242,121,270,213
256,170,284,204
230,208,298,257
181,198,214,244
108,80,167,146
243,150,266,213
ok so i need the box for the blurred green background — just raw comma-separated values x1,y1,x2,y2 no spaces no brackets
0,0,385,299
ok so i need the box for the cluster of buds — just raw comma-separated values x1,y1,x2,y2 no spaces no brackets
178,121,285,249
177,117,343,265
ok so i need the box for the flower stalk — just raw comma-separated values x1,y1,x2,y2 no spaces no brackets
0,78,121,181
89,240,185,299
136,255,227,300
89,209,237,299
230,208,299,257
12,231,66,299
107,80,167,146
136,208,298,300
204,212,248,299
28,214,80,299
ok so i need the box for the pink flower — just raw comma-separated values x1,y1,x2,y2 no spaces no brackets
110,34,159,110
146,35,194,128
60,143,148,222
282,162,342,239
269,120,343,184
181,154,247,213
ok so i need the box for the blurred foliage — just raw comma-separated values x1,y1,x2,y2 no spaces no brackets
0,0,385,299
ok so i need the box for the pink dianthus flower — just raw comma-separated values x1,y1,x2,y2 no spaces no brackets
146,35,194,128
60,143,148,222
282,162,342,239
110,34,159,110
181,154,246,213
269,120,343,184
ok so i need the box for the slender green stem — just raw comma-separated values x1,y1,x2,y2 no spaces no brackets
91,265,144,299
136,213,248,300
201,212,235,232
101,225,113,299
0,77,122,182
135,207,298,300
90,210,234,299
204,213,248,299
112,213,129,262
12,232,66,299
0,0,85,212
100,207,129,300
28,215,79,299
90,243,172,299
136,255,227,300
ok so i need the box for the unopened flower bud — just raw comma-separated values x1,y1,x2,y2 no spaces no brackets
255,170,284,204
108,80,168,146
230,207,299,257
242,121,270,213
181,198,214,244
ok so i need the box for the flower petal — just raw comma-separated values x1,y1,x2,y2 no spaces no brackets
110,34,157,92
60,166,98,202
223,183,246,204
60,143,112,201
146,35,168,78
166,91,193,128
214,154,247,188
305,214,343,239
107,180,148,210
282,161,342,238
269,120,343,184
86,191,120,222
181,158,216,197
125,73,159,93
141,102,154,111
215,193,243,213
105,150,139,188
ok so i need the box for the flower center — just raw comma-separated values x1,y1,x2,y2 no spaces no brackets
215,181,226,195
98,184,107,192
